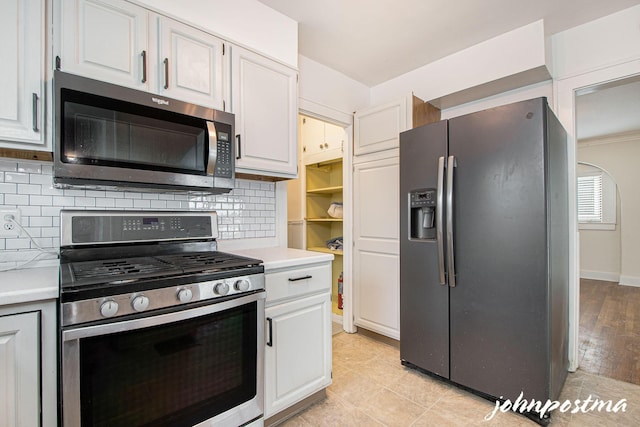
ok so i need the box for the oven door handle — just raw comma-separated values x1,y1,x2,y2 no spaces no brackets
266,317,273,346
62,291,265,341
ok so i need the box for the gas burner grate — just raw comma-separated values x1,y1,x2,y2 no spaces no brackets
71,257,176,281
156,252,259,273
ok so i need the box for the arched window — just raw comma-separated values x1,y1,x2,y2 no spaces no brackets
577,162,617,230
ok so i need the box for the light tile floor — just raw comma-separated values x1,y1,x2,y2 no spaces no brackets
281,332,640,427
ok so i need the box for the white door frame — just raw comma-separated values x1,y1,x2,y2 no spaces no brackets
554,58,640,371
298,98,356,333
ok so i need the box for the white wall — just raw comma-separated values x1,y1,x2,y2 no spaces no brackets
552,4,640,370
134,0,298,67
370,20,550,107
552,5,640,80
298,55,370,121
578,134,640,286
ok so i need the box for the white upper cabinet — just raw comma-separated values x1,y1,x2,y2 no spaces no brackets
301,115,345,165
59,0,149,90
231,45,298,178
0,0,45,148
58,0,227,110
155,16,226,110
354,97,410,156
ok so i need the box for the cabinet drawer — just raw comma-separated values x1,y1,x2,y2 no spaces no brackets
266,263,331,304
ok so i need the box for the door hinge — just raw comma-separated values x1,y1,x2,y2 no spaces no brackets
223,100,226,111
302,117,306,125
55,55,61,70
222,43,225,55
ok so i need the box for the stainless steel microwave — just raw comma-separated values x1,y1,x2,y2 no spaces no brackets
53,71,235,193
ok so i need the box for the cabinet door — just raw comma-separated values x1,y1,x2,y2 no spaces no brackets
59,0,148,89
300,115,325,158
156,16,226,110
264,292,331,418
232,45,298,178
354,97,409,156
0,0,44,146
324,121,345,153
353,156,400,339
0,312,40,427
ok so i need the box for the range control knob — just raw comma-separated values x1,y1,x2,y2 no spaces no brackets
131,295,150,312
177,288,193,303
100,300,119,318
234,279,251,292
214,282,229,295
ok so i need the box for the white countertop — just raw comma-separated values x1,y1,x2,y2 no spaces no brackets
0,265,59,306
230,247,334,272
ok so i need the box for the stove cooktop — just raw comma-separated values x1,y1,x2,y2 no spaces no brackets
61,251,263,289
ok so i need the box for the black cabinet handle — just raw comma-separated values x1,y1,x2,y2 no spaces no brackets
288,275,312,282
141,50,147,83
163,58,169,89
236,134,242,160
32,93,38,132
266,317,273,347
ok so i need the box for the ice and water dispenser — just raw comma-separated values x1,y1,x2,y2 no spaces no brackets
409,189,437,240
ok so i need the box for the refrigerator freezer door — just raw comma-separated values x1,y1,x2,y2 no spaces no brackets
399,121,450,378
448,98,550,402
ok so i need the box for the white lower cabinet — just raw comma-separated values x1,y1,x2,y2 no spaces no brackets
0,312,40,427
353,154,400,340
263,262,332,419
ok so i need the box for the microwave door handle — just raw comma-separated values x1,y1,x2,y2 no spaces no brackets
206,122,217,175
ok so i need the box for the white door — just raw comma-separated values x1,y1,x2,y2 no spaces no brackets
231,45,298,178
353,156,400,339
59,0,149,89
354,97,409,156
0,0,44,146
264,292,331,418
156,16,226,110
0,312,40,427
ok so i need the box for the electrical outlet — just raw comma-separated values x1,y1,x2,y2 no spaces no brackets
0,208,22,237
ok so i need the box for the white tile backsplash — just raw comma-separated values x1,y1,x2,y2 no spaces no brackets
0,158,276,266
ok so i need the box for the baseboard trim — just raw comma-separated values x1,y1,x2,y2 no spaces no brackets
619,275,640,287
580,270,620,283
264,389,326,427
331,313,343,323
356,327,400,349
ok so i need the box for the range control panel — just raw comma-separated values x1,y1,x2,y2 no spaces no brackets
61,210,219,246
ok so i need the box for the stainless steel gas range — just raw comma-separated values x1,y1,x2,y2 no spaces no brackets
58,210,265,427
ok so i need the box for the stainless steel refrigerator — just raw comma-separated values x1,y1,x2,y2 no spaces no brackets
399,97,569,406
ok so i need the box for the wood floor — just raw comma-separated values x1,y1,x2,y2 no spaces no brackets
579,278,640,385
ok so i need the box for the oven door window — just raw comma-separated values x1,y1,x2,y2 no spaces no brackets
78,302,257,427
60,89,207,175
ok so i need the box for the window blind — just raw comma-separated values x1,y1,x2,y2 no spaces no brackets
577,174,602,222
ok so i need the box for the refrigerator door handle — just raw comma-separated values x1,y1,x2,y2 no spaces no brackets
446,155,457,287
437,156,446,285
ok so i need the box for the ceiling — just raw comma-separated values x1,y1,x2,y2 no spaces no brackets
258,0,640,87
576,76,640,141
260,0,640,139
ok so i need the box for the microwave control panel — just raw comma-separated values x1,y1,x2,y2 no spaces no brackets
214,123,233,178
